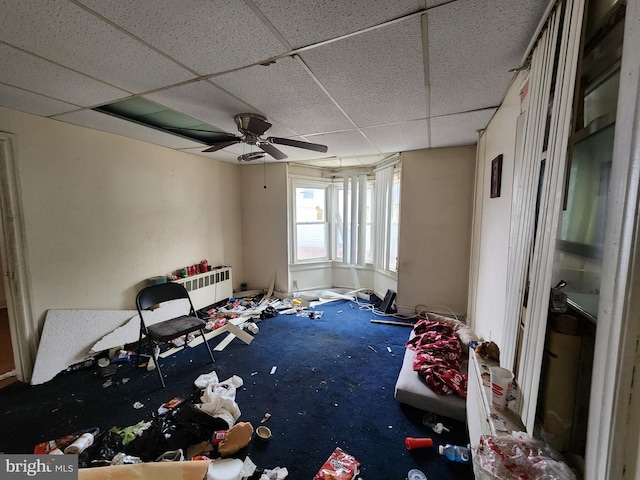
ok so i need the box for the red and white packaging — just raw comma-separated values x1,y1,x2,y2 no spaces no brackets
313,447,360,480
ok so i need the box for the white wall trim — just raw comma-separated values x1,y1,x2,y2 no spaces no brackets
0,132,37,382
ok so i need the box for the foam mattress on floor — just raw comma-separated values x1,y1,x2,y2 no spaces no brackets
394,333,467,422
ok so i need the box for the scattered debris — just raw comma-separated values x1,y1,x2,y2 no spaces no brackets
270,366,277,375
133,401,144,409
368,345,378,353
261,413,271,423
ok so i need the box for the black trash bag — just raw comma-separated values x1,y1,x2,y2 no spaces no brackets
124,400,229,462
80,430,124,468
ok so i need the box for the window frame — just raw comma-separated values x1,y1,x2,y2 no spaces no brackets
290,178,331,263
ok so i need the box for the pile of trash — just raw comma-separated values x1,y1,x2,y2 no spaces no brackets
35,371,289,480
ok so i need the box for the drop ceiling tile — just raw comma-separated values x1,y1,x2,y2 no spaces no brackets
363,119,429,153
429,108,496,148
53,110,205,149
0,44,129,107
1,0,194,93
0,83,79,117
77,0,286,75
253,0,421,48
300,17,427,127
310,130,380,158
427,0,547,116
146,80,254,134
212,56,353,135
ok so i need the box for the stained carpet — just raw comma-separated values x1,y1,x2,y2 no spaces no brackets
0,299,474,479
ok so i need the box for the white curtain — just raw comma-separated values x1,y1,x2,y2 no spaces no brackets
374,164,394,270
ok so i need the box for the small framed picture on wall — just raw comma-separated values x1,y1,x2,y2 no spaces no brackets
490,154,503,198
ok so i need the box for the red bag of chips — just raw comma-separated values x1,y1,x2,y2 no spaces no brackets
314,447,361,480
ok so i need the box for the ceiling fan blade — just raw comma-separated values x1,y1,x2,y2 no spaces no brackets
202,140,240,152
258,142,288,160
268,137,328,153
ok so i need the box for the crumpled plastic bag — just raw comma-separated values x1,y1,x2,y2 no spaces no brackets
473,433,577,480
195,371,243,427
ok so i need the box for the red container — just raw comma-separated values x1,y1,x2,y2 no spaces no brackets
405,437,434,450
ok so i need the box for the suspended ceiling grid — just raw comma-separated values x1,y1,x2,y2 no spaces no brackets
0,0,550,166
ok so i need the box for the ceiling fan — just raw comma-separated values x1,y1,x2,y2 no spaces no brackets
170,113,328,161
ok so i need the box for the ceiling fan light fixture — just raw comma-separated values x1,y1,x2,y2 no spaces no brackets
237,152,266,162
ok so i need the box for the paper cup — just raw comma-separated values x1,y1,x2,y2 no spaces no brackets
490,367,513,409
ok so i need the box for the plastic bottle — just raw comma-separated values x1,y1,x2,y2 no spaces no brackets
64,432,95,455
438,444,471,464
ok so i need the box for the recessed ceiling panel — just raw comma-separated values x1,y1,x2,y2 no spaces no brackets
77,0,286,75
0,45,129,107
254,0,421,48
300,17,427,128
1,0,194,93
428,0,547,116
212,57,353,135
310,130,380,157
53,110,204,149
429,108,497,148
363,119,430,153
0,83,79,117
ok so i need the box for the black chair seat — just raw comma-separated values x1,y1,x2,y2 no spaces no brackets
147,315,207,342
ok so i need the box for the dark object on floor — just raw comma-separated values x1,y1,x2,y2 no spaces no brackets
381,289,397,313
135,282,215,387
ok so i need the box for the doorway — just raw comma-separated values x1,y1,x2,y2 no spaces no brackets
0,132,37,384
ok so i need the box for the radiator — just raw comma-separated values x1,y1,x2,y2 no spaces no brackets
173,267,233,310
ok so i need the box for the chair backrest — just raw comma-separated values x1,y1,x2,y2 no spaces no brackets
136,282,194,312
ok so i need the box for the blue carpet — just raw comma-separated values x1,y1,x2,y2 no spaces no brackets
0,299,474,479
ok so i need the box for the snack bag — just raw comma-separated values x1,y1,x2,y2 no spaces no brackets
314,447,360,480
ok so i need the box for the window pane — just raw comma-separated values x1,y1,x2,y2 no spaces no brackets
296,187,325,222
296,224,327,260
389,172,401,271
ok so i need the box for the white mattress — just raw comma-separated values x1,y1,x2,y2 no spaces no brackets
394,331,467,421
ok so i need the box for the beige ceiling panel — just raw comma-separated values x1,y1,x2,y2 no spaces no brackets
212,57,353,135
311,130,380,157
427,0,547,116
0,83,79,117
77,0,285,75
254,0,420,48
1,0,194,93
363,119,430,153
53,110,204,149
300,17,427,128
429,108,497,148
0,44,129,107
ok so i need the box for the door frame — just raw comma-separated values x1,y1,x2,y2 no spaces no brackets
0,132,36,383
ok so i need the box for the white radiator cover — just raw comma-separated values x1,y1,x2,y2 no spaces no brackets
173,267,233,310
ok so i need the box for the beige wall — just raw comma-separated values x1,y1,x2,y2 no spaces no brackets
239,162,289,293
396,146,476,316
0,107,244,337
468,73,523,345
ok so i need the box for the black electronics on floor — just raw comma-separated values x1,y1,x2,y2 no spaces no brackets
381,289,397,313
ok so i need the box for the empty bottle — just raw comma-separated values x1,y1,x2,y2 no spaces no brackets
438,444,471,464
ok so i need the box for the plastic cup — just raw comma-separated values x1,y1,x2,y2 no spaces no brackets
490,367,514,409
405,437,433,450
